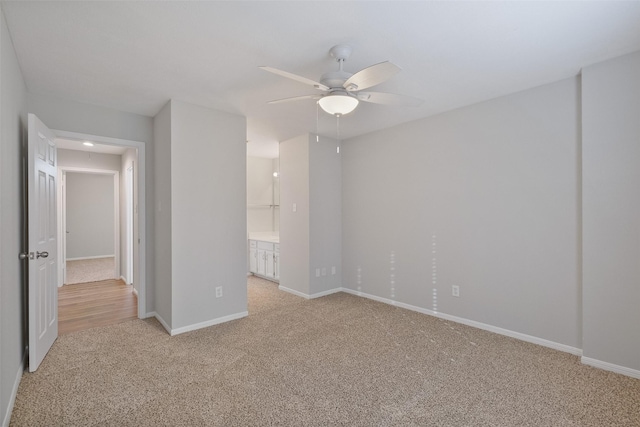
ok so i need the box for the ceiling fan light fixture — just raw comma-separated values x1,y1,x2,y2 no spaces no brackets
318,93,359,116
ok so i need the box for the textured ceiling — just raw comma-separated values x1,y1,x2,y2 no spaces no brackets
3,1,640,158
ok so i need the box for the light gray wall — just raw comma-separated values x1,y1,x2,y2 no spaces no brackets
170,100,247,330
57,149,121,171
582,51,640,371
65,172,115,260
27,93,153,144
309,136,342,295
0,5,28,425
343,77,581,349
247,156,276,234
153,101,172,326
273,157,280,232
27,93,155,314
280,134,310,295
279,134,341,297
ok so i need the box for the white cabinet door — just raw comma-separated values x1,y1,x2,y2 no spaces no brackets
265,250,275,278
257,249,266,276
249,247,258,273
273,252,280,280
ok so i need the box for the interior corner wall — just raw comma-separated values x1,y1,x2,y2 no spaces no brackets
169,100,247,330
1,4,28,425
309,136,342,295
342,77,581,349
27,93,155,315
581,51,640,372
279,134,311,296
273,158,280,232
247,156,276,234
153,101,172,327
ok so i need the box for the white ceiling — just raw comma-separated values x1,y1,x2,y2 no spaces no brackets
3,1,640,159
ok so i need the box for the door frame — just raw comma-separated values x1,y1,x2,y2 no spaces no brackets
53,129,148,318
126,163,134,285
58,167,120,285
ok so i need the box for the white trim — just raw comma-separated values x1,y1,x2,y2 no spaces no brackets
66,255,115,261
170,312,249,336
54,130,146,319
278,285,342,300
2,354,25,427
340,288,583,357
581,357,640,379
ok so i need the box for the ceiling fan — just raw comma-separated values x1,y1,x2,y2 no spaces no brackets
260,44,423,116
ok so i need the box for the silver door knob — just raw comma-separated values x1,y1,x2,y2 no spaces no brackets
36,251,49,259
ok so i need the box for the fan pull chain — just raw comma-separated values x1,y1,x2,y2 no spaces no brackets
336,114,341,154
316,101,319,142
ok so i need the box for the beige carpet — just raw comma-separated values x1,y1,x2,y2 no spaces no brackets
11,276,640,426
65,257,115,284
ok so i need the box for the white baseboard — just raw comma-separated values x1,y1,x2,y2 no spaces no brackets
2,353,25,427
66,255,114,261
170,311,248,336
278,285,342,300
147,310,249,336
581,357,640,379
340,287,583,357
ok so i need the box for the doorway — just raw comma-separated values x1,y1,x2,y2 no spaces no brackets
54,130,147,318
60,168,119,285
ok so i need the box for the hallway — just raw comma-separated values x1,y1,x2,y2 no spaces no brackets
58,279,137,335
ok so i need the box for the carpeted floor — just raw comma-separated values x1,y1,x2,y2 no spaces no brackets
65,257,115,284
10,276,640,426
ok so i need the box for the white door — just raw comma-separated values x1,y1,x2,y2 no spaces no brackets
27,113,58,372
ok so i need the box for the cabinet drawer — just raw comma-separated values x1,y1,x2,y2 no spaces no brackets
257,241,274,251
249,240,257,248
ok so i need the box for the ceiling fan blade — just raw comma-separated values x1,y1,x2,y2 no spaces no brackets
357,92,424,107
259,66,329,91
267,94,320,105
343,61,401,91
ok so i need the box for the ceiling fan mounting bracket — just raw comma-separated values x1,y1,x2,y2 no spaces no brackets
329,44,353,62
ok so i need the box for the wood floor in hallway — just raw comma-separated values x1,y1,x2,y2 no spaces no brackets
58,279,138,335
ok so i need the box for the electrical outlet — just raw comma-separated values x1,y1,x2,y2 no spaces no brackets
331,266,336,275
293,203,297,212
452,285,460,297
315,268,320,277
215,286,223,298
321,267,326,276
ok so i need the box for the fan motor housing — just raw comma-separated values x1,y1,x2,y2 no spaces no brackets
320,70,353,89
